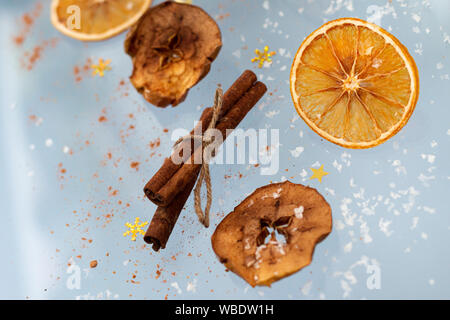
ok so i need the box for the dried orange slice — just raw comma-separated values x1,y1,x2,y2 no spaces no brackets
290,18,419,148
50,0,152,41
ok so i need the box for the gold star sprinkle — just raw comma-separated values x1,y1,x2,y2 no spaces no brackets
123,217,148,241
309,164,329,183
91,58,111,77
251,46,276,68
174,0,192,3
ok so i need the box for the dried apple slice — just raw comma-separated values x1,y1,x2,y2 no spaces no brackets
125,1,222,107
211,181,332,287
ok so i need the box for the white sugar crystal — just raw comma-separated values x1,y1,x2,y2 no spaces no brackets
171,282,182,294
289,146,304,158
333,160,343,173
372,58,382,68
294,205,304,219
423,206,435,214
300,169,308,178
411,13,421,23
343,242,352,253
186,279,197,293
272,188,282,199
410,217,419,230
265,110,279,118
244,238,251,250
379,218,393,236
421,153,436,164
301,280,313,296
45,138,53,147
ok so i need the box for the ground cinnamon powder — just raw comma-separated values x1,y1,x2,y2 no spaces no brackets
13,2,43,46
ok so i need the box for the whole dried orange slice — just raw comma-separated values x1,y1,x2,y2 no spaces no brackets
50,0,152,41
290,18,419,148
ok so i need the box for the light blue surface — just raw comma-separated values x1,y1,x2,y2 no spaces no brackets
0,0,449,299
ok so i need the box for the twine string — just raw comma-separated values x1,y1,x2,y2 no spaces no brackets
173,87,223,227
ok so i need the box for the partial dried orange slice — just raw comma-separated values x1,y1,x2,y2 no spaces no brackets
50,0,152,41
290,18,419,148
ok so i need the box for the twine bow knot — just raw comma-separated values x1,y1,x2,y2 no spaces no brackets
173,87,223,227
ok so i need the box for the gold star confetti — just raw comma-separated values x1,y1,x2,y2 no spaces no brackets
251,46,276,68
123,217,148,241
309,164,329,183
91,58,111,77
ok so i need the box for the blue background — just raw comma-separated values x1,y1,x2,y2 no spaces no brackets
0,0,449,299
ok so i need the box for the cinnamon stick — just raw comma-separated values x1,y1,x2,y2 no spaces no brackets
144,70,257,205
144,107,212,204
144,170,199,251
143,78,267,251
155,81,267,207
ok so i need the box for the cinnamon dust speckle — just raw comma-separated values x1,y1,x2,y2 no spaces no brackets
73,66,81,82
28,114,43,126
108,187,118,197
20,38,59,71
130,162,140,171
12,2,42,46
216,12,230,21
72,58,93,83
57,163,67,189
149,138,161,149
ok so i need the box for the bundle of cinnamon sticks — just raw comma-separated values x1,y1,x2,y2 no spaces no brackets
143,70,267,251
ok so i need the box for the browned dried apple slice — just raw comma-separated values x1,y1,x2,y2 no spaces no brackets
124,1,222,107
211,181,332,287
